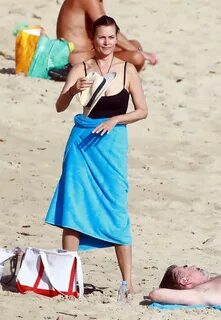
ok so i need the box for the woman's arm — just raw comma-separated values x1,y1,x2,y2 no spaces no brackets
55,64,82,112
55,64,92,112
115,63,148,123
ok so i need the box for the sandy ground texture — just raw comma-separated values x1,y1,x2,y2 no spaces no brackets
0,0,221,319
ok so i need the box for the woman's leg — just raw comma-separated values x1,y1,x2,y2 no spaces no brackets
62,228,80,251
115,244,134,293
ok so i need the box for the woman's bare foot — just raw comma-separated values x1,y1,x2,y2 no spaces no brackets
128,286,135,294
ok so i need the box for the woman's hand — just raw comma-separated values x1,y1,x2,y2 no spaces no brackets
92,118,119,136
69,77,93,96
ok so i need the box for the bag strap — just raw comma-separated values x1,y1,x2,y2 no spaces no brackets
75,254,84,297
40,251,65,296
33,258,44,290
40,251,84,297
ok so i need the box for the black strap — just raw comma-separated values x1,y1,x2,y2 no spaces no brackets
123,62,127,87
83,61,87,76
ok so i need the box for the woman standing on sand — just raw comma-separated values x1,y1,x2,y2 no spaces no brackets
45,16,148,293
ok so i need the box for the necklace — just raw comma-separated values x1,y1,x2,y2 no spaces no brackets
95,56,114,76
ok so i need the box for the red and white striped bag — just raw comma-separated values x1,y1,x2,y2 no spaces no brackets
16,247,84,298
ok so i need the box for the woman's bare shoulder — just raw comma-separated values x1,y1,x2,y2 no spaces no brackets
126,62,138,74
114,58,135,68
125,63,139,84
113,59,137,75
83,58,97,68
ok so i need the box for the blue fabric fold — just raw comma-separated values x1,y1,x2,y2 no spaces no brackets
45,114,131,251
149,302,221,310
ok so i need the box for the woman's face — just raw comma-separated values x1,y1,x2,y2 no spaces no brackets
93,25,117,57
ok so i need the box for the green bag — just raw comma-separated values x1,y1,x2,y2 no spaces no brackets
28,36,74,79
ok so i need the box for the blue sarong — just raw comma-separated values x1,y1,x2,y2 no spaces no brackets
45,114,131,251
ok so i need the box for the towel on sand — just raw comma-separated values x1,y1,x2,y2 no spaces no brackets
149,302,221,310
45,114,131,251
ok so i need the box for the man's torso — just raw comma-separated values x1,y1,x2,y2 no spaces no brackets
196,275,221,305
56,0,98,52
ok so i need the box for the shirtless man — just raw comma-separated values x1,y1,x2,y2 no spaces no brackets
148,264,221,306
53,0,156,77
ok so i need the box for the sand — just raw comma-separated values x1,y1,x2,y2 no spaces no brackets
0,0,221,319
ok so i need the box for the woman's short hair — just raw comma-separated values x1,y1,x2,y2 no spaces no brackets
159,265,181,289
92,15,120,36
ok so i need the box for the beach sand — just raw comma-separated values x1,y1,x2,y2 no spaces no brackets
0,0,221,319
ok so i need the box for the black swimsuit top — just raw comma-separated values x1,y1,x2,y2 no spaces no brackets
83,61,130,119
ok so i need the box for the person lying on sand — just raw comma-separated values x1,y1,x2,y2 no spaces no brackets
49,0,157,80
148,264,221,306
